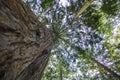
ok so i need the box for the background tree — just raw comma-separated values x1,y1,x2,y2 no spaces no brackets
25,0,120,79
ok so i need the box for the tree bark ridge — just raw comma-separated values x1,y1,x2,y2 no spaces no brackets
0,0,55,80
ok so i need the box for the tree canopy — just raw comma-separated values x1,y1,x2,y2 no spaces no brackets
24,0,120,79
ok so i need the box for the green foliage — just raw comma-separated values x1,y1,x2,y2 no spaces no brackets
24,0,120,79
41,0,54,9
101,0,120,16
82,4,103,29
81,4,114,35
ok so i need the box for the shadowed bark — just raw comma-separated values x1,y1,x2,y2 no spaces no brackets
0,0,55,80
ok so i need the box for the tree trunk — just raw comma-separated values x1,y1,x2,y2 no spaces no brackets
0,0,55,80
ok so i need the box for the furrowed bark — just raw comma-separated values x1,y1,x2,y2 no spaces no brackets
0,0,55,80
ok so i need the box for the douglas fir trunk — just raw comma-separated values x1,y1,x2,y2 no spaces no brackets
0,0,55,80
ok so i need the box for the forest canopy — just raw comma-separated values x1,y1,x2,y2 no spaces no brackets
24,0,120,79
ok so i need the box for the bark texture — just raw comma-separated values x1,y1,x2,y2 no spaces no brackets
0,0,55,80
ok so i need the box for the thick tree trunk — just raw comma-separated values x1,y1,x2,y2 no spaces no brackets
0,0,55,80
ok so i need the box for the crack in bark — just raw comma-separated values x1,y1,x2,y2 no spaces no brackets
0,0,55,80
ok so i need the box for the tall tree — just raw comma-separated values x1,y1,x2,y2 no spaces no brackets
0,0,55,80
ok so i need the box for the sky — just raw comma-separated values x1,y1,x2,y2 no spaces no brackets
59,0,70,7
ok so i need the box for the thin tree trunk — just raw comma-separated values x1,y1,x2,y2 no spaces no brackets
59,60,63,80
90,57,120,78
60,37,120,78
0,0,55,80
